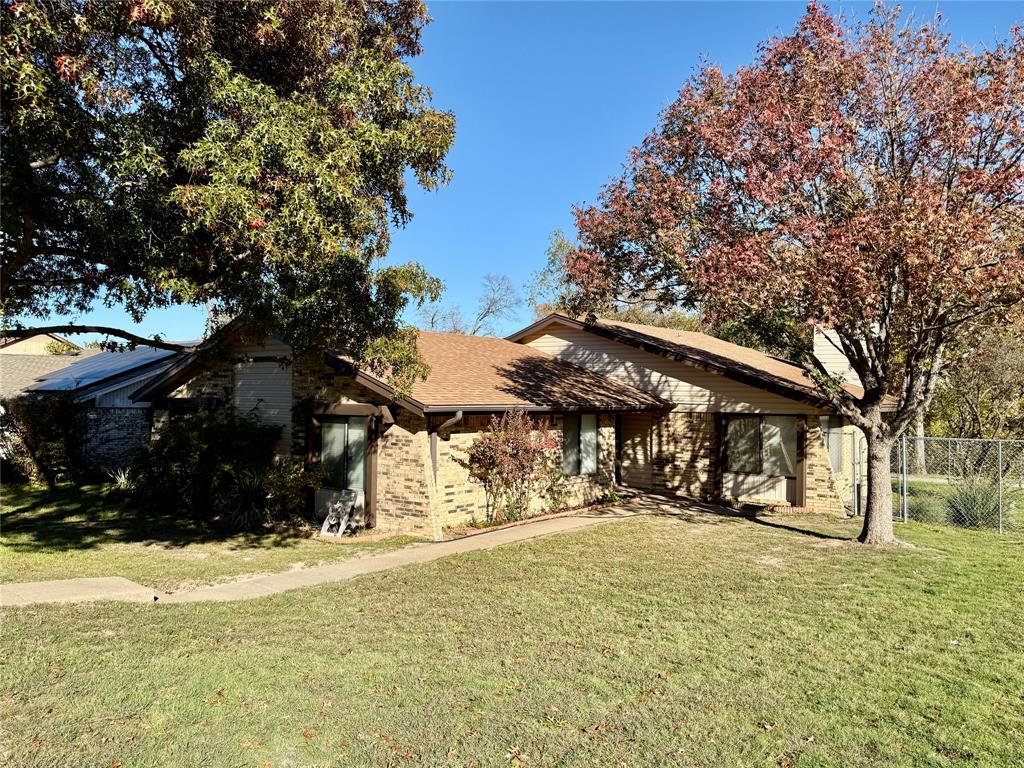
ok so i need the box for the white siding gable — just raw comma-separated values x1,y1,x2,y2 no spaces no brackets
813,330,860,386
522,323,825,414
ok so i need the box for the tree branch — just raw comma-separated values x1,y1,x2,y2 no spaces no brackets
2,326,189,352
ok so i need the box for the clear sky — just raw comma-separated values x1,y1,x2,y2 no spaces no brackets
51,1,1024,344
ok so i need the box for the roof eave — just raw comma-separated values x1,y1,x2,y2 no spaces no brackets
418,402,668,414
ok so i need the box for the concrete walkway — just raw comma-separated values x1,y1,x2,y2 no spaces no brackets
2,498,701,608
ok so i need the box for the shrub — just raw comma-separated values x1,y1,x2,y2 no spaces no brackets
906,495,946,524
132,408,280,521
0,394,89,486
224,469,269,531
905,482,947,524
457,411,561,523
131,409,327,530
945,476,1001,528
262,457,327,524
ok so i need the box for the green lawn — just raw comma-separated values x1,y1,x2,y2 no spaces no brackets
0,484,419,591
3,502,1022,767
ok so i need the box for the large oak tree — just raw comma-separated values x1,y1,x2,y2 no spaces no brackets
556,3,1024,544
2,0,454,388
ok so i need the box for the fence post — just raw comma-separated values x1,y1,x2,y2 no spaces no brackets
901,434,908,523
998,439,1004,535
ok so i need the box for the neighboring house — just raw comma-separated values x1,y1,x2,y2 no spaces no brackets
0,349,98,401
23,346,185,471
0,333,78,355
508,314,872,514
134,330,665,539
133,315,875,540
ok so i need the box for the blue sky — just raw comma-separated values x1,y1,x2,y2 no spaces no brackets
53,1,1023,343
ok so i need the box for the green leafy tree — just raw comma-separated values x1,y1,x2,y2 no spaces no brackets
2,0,454,387
927,316,1024,440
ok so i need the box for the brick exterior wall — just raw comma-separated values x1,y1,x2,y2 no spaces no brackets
82,407,151,472
430,412,616,536
643,411,846,515
650,411,722,500
150,338,850,536
155,347,615,539
375,409,436,537
802,418,847,514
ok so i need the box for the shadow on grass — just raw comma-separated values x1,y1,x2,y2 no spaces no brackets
0,484,312,553
584,490,855,541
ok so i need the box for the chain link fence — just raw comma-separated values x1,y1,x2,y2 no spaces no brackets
893,436,1024,533
823,430,1024,533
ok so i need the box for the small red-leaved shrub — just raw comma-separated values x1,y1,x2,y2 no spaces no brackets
458,411,561,523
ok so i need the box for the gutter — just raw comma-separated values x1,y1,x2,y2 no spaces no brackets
430,410,464,487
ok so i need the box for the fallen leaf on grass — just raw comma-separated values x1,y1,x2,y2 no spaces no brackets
506,746,529,765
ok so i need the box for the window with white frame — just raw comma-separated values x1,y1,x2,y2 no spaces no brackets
563,413,598,476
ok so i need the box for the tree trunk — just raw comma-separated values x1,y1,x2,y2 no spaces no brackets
859,433,897,544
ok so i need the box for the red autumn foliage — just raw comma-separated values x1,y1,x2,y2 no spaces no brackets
565,3,1024,544
457,411,562,523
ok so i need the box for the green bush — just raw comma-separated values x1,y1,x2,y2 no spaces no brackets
945,476,1001,528
132,409,326,530
906,495,946,524
263,457,327,524
905,482,947,524
132,408,279,521
0,394,89,486
223,469,269,531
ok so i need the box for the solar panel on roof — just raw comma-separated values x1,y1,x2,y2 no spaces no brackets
26,345,192,392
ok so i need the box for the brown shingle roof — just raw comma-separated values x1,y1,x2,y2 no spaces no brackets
343,331,667,413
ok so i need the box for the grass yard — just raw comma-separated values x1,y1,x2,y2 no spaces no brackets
3,504,1023,767
0,484,419,591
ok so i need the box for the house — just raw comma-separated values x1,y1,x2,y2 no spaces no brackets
21,346,185,472
507,313,866,515
0,333,78,356
133,314,866,539
134,330,666,539
0,348,98,401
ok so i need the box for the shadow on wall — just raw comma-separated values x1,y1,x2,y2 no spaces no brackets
1,485,312,553
493,357,665,409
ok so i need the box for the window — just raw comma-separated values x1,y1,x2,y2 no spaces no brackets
762,416,797,476
725,415,762,474
320,416,367,490
563,413,598,476
725,415,799,477
820,415,843,473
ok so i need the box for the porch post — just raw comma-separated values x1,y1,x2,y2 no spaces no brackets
795,416,808,508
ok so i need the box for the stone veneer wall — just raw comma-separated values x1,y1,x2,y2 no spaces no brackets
650,411,722,500
802,419,847,514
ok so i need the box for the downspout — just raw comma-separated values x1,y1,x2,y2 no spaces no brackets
430,410,463,486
